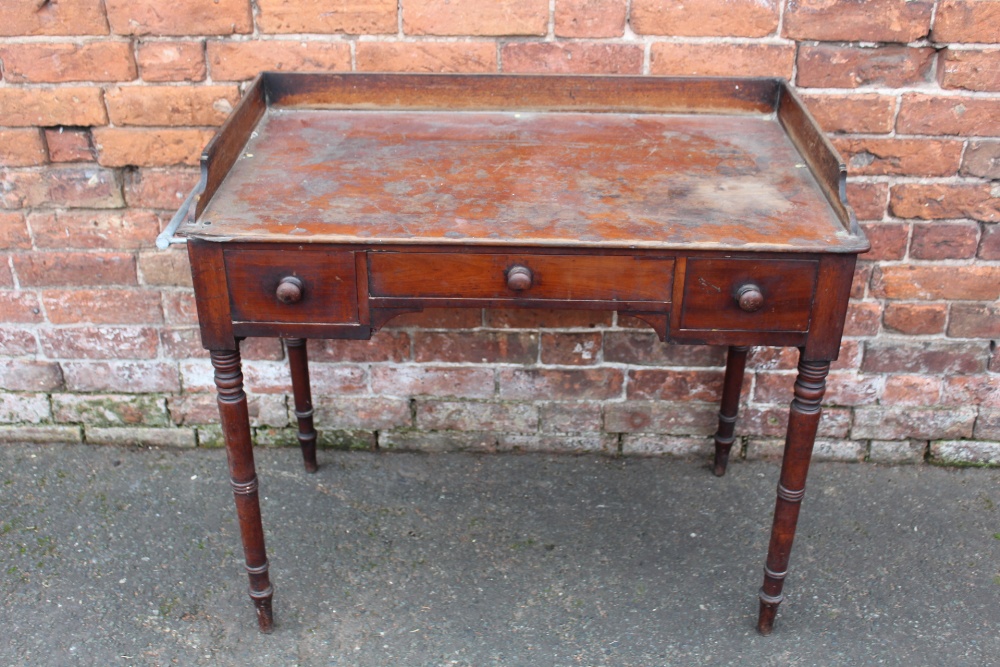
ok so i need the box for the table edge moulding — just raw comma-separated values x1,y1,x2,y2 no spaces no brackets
161,72,870,636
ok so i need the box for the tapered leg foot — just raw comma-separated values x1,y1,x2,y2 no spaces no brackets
756,353,829,635
712,345,749,476
212,347,277,634
287,338,318,473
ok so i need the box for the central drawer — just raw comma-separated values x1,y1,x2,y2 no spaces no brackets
368,253,674,303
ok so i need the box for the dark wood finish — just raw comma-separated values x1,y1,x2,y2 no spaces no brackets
369,253,673,303
712,345,750,477
679,258,818,333
757,355,830,634
286,338,318,473
176,73,868,636
225,248,358,324
211,347,274,633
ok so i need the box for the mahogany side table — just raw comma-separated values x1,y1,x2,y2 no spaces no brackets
162,73,868,635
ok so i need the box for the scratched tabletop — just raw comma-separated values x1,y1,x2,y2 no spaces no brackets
190,109,863,253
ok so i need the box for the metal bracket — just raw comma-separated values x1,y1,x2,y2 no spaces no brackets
155,173,207,250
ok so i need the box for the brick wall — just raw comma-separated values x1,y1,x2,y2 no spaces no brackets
1,0,997,465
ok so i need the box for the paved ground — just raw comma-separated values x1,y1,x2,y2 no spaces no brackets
1,443,998,667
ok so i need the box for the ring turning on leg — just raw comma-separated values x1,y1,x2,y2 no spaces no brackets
712,345,750,476
286,338,319,473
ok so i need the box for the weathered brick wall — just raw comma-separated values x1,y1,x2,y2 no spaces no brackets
1,0,997,464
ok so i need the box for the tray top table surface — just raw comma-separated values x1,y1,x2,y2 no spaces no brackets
189,107,862,253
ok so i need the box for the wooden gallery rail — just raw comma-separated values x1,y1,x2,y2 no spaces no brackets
160,72,869,635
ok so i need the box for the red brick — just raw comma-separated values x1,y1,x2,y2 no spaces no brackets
53,394,167,427
939,49,1000,92
137,248,192,287
308,333,410,363
540,332,602,365
802,95,896,135
910,222,980,260
61,360,179,393
0,291,43,323
649,43,794,78
883,302,947,335
0,360,62,391
45,128,94,163
980,224,1000,259
627,369,723,401
833,139,963,177
2,166,123,209
852,406,976,440
123,168,201,209
739,406,851,438
604,401,717,434
485,308,611,329
844,301,881,337
859,223,907,261
412,331,537,364
137,41,206,82
258,0,396,33
0,42,135,83
961,141,1000,179
106,0,251,36
755,371,881,406
161,292,198,325
603,331,724,366
42,289,163,325
29,210,160,250
0,129,46,167
555,0,626,37
384,308,482,329
356,41,496,73
797,45,934,89
14,252,136,287
0,212,31,250
942,377,1000,407
0,327,38,356
783,0,933,41
39,326,159,359
861,341,988,374
499,368,623,400
976,409,1000,439
208,41,351,81
845,182,888,221
539,401,604,433
933,0,1000,43
160,328,207,358
632,0,778,36
851,263,872,300
931,440,1000,465
992,346,1000,373
890,183,1000,222
502,42,642,74
897,95,1000,136
314,396,411,430
93,128,216,167
371,366,494,398
167,393,287,427
105,85,239,126
405,0,546,36
948,304,1000,339
873,265,1000,301
416,400,538,432
0,87,106,127
882,375,942,406
0,1,108,36
0,261,12,289
213,360,363,395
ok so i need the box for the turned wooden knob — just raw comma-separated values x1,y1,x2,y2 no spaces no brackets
275,276,304,304
736,283,764,312
506,265,533,291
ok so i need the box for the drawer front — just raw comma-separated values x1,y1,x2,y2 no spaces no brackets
225,248,359,324
369,253,673,303
679,258,817,332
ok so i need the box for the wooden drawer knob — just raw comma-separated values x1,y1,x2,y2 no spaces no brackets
276,276,304,304
506,265,533,291
736,283,764,312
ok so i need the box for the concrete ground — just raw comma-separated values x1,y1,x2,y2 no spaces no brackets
1,443,998,667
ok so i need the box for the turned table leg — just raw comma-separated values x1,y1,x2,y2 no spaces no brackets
712,345,749,476
212,348,275,633
286,338,318,473
757,354,829,635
